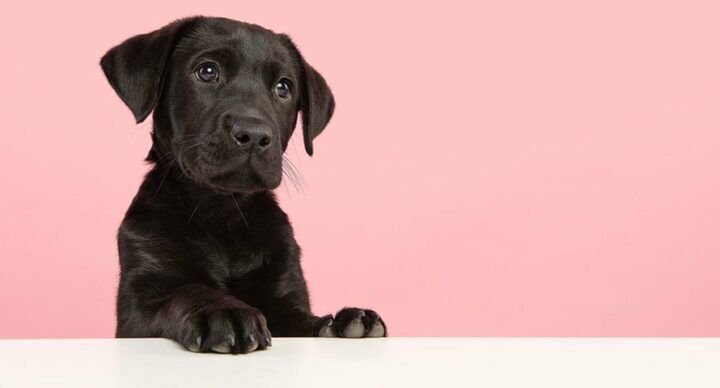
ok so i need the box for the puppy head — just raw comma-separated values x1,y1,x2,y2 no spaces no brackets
101,17,334,193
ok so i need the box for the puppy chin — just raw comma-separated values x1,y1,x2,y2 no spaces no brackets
257,171,282,190
206,170,282,194
179,156,282,194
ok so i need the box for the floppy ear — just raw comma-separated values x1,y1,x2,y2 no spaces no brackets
100,18,199,123
281,36,335,156
299,58,335,156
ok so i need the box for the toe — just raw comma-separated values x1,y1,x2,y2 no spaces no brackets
366,321,386,337
317,321,337,338
187,336,203,352
260,335,272,348
211,343,231,353
242,334,259,353
363,309,386,337
314,315,337,338
342,317,366,338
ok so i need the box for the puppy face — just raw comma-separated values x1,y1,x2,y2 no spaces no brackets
101,17,334,193
166,23,301,192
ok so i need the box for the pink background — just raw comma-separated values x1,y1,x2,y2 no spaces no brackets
1,1,719,338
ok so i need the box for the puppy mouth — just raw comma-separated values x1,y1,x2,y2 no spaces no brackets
180,156,282,194
209,168,280,193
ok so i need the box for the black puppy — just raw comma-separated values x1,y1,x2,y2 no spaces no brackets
101,16,386,354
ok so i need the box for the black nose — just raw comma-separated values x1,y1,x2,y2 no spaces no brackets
231,123,273,150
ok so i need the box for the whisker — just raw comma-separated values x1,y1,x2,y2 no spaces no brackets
174,134,206,140
153,159,176,198
155,135,208,165
230,193,250,230
283,156,308,187
183,142,204,150
290,137,301,161
280,178,292,198
187,195,213,224
155,150,176,164
281,163,300,193
282,157,307,195
289,165,306,190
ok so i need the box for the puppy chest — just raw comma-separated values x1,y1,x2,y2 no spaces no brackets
227,250,266,277
205,246,268,289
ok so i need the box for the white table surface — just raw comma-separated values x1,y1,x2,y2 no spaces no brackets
0,338,718,387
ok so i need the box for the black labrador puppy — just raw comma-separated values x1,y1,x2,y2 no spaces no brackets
100,16,386,354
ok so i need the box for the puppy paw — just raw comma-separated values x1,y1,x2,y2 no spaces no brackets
316,308,386,338
177,307,272,354
313,314,338,337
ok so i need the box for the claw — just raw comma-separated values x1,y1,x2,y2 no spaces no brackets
211,343,231,353
264,336,272,347
243,334,259,353
188,344,201,352
188,336,202,352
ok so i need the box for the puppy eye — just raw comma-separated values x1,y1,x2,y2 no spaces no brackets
195,63,219,82
275,79,291,100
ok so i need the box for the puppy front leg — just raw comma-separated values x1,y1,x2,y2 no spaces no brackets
159,284,272,353
120,283,271,354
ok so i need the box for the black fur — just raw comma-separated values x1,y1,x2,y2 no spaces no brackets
101,16,385,354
